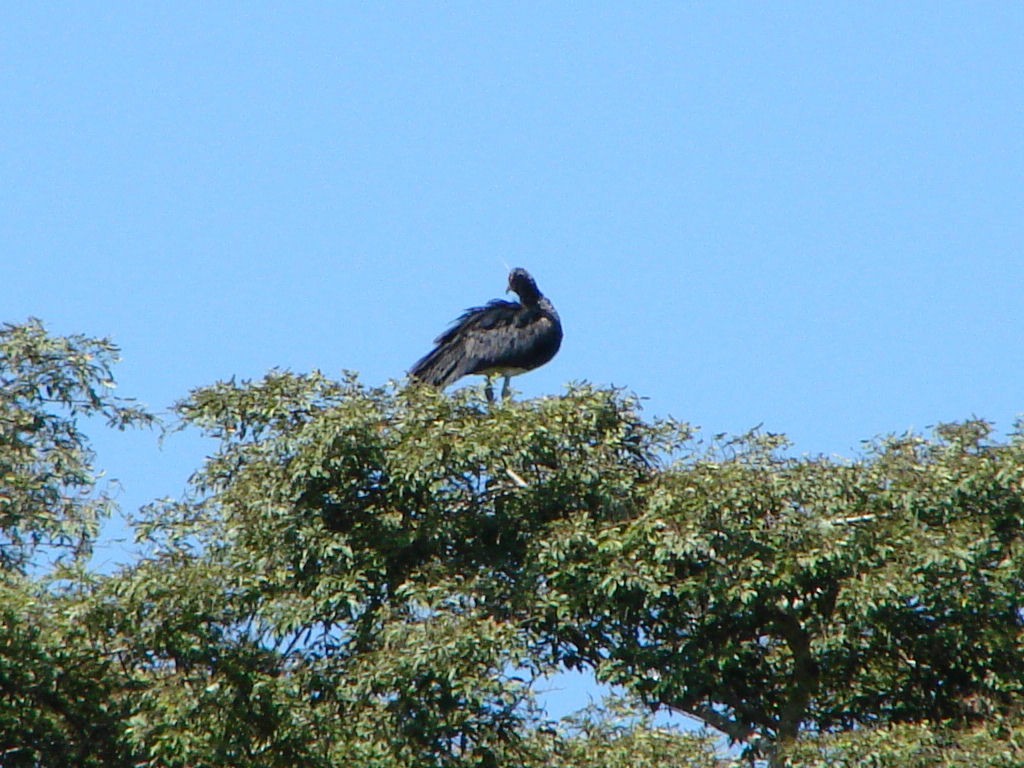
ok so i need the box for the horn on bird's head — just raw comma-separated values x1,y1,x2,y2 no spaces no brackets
501,258,512,291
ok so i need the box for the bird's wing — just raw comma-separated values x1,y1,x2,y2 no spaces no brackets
411,299,561,387
410,301,520,386
457,303,561,376
432,300,520,344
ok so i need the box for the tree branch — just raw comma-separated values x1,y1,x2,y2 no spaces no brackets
665,700,754,745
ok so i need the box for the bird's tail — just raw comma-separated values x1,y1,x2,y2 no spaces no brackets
409,342,467,388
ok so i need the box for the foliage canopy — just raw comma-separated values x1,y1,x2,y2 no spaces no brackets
2,319,1023,766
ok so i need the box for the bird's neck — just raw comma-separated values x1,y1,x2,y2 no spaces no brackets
517,288,542,306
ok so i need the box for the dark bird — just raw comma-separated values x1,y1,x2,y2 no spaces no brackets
410,267,563,401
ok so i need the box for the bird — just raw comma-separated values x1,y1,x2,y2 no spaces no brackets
410,267,563,401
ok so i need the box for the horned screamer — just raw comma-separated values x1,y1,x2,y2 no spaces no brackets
410,268,562,401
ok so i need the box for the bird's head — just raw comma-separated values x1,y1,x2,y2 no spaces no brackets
507,267,541,304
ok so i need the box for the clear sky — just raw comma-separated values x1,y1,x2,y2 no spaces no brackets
4,2,1023,720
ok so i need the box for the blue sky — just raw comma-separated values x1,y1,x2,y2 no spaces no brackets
4,3,1023,720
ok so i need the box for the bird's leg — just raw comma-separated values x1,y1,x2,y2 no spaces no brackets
501,375,512,401
485,376,495,403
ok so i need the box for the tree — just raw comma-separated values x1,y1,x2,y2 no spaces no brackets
0,318,152,573
0,319,152,767
3,319,1024,766
121,371,1024,765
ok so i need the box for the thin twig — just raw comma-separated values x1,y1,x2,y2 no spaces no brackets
505,467,529,488
832,513,879,525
